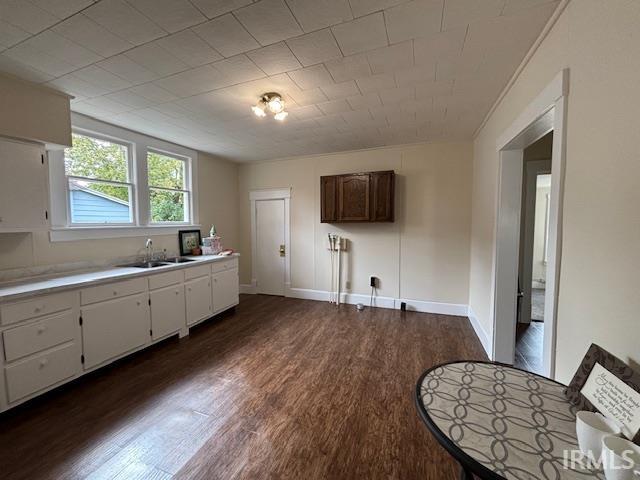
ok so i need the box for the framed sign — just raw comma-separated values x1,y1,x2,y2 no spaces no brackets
580,362,640,439
178,229,201,256
565,344,640,443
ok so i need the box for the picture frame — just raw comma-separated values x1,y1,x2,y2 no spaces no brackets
178,229,201,256
565,343,640,443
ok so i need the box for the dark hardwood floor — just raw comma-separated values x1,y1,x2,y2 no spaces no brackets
0,295,486,480
514,321,544,375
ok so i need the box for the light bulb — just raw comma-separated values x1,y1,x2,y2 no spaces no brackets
251,104,266,117
274,111,288,121
268,97,284,113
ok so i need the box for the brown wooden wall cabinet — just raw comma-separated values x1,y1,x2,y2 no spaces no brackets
321,170,394,223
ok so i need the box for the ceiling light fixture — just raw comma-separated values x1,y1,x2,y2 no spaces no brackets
252,92,288,121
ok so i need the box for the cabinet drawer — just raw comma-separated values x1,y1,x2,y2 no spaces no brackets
148,270,183,290
211,257,238,273
1,291,75,326
81,277,147,305
3,310,76,362
5,343,78,403
184,264,211,280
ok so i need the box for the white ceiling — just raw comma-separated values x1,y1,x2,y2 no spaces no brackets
0,0,559,162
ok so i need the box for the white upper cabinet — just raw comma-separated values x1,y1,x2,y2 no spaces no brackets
0,138,49,232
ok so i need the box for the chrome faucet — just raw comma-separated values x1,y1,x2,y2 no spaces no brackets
145,238,153,263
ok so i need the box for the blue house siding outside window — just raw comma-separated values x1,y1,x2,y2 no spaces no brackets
69,189,131,223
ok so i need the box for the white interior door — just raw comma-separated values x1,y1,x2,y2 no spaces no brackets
519,160,551,324
256,199,285,296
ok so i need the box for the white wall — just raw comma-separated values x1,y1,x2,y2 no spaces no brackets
468,0,640,382
238,143,473,308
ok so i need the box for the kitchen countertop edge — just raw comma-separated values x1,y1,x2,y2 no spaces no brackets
0,254,240,303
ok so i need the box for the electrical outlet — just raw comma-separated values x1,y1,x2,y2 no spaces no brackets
345,281,351,290
370,276,378,288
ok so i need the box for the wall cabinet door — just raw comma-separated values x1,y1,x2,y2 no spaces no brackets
337,174,370,221
185,276,212,325
0,139,48,231
81,293,150,369
320,175,337,222
371,171,395,222
150,285,185,340
212,269,239,313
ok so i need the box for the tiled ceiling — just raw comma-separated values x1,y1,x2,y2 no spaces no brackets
0,0,559,161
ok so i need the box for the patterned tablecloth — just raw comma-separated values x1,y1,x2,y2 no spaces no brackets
416,361,605,480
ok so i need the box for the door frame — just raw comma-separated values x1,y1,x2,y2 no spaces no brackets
249,188,291,296
491,69,569,379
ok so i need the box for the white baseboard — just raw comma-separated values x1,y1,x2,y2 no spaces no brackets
287,288,464,315
395,298,468,316
239,281,256,294
467,305,492,358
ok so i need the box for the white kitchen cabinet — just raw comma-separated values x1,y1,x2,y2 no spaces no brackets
185,276,212,326
150,285,185,340
0,138,48,232
81,292,150,369
0,256,240,413
212,268,239,313
5,343,78,403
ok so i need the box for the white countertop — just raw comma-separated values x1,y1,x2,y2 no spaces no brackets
0,254,239,303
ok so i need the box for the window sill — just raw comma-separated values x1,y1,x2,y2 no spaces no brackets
49,225,201,242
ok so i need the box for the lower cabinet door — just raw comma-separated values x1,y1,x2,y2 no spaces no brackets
212,269,239,313
81,293,151,369
150,285,185,340
185,276,212,325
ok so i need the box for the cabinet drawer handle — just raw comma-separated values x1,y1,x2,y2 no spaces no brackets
34,306,42,313
37,325,46,334
137,301,141,306
39,359,48,368
113,291,118,296
188,287,192,292
175,290,180,295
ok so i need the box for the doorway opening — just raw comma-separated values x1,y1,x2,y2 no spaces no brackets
515,133,552,375
491,69,568,379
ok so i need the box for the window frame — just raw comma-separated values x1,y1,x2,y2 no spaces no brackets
64,130,136,227
145,147,192,226
48,113,199,242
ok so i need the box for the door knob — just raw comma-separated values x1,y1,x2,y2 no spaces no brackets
279,244,285,257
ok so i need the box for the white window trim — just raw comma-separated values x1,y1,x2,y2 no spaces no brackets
48,113,199,242
64,130,136,227
146,147,192,225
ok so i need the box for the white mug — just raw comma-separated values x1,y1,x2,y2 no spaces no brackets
601,435,640,480
576,411,623,460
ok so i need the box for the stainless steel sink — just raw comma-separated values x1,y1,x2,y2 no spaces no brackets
127,261,169,269
164,257,195,263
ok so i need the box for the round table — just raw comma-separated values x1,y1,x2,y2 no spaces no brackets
415,361,605,480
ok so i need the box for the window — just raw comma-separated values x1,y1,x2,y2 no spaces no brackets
64,133,134,224
49,116,199,241
147,150,190,223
